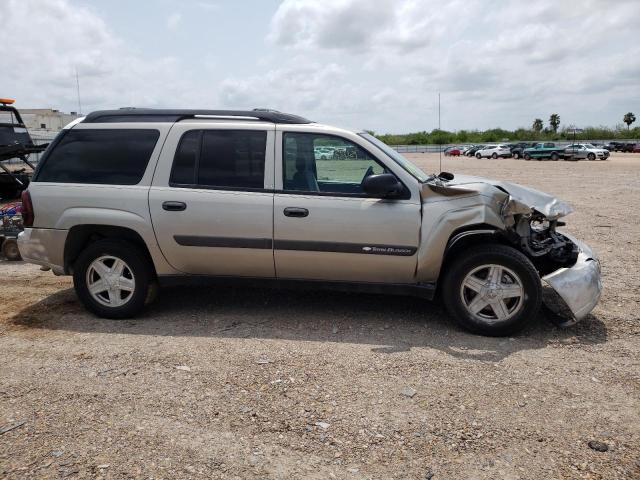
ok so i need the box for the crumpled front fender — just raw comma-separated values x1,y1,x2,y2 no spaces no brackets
542,234,602,325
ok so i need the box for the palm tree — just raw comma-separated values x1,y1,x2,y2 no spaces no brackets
549,114,560,133
623,112,636,131
532,118,544,133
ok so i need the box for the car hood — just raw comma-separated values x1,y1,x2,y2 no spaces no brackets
424,174,573,220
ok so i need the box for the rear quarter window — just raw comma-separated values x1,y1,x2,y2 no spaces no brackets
35,129,159,185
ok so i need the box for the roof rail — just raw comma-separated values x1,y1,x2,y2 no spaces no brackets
82,108,312,124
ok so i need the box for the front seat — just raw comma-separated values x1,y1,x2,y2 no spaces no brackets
292,151,319,192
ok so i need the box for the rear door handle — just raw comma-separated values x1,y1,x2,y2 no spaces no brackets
283,207,309,218
162,201,187,211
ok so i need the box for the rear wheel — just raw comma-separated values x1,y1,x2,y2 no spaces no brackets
73,239,152,319
441,244,542,336
513,152,520,159
476,153,482,159
550,152,559,161
2,238,21,261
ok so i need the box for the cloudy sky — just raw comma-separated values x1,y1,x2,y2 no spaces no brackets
2,0,638,133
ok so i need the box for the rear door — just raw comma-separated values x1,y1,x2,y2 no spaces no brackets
149,121,276,277
272,128,421,284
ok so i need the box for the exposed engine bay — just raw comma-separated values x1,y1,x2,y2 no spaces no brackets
509,213,578,274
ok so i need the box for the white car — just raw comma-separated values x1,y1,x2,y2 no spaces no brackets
314,146,334,160
563,144,610,161
475,144,512,159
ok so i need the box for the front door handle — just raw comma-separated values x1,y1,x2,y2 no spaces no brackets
283,207,309,218
162,201,187,211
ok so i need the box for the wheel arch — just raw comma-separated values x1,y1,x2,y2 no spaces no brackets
64,225,156,275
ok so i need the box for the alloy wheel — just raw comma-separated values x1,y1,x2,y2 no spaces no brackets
460,264,524,323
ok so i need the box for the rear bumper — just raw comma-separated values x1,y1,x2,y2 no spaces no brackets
17,227,68,275
542,236,602,325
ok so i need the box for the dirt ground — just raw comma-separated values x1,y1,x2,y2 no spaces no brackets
1,153,639,479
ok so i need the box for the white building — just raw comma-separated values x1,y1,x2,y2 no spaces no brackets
19,109,81,134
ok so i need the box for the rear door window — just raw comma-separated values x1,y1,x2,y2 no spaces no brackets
170,130,267,190
36,129,159,184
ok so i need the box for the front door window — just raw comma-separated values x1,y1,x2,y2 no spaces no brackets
283,133,385,195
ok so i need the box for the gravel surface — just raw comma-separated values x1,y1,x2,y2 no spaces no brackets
1,154,639,479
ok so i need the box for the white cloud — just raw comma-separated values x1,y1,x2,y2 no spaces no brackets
256,0,640,131
1,0,638,132
0,0,192,113
166,12,182,31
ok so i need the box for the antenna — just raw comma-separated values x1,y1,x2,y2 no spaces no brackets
438,92,442,173
75,68,82,115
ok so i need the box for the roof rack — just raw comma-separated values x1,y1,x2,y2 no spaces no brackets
82,108,312,124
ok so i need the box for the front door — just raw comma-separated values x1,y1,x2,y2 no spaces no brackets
273,130,421,283
149,122,275,277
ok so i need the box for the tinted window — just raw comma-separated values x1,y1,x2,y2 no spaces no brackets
170,130,199,185
170,130,266,189
36,129,159,184
283,133,386,195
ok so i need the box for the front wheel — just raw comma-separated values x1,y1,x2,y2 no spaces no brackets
513,152,520,159
476,153,482,159
587,153,596,161
73,239,152,319
441,244,542,336
491,152,498,159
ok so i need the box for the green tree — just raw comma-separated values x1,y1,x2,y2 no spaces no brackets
532,118,544,133
549,113,561,133
623,112,636,131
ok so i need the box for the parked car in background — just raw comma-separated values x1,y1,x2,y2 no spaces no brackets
522,143,565,161
444,146,462,156
591,143,608,150
633,143,640,153
606,142,634,152
511,142,537,159
17,108,602,336
465,145,485,157
314,146,334,160
563,144,610,161
475,144,512,159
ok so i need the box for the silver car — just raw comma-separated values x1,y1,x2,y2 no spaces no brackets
564,143,610,161
18,109,602,336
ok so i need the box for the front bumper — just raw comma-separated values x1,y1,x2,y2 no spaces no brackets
17,227,68,275
542,235,602,325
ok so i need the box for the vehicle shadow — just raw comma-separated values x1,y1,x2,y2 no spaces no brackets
8,285,608,362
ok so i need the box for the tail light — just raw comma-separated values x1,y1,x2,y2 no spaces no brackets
21,190,34,227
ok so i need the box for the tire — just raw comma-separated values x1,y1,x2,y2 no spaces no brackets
550,152,559,161
587,153,596,161
73,239,152,319
524,153,531,161
2,238,22,261
476,153,482,159
491,152,498,159
513,152,520,159
441,244,542,336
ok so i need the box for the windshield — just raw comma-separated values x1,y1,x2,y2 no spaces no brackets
359,133,430,182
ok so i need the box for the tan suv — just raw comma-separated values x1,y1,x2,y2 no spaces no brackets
18,109,601,336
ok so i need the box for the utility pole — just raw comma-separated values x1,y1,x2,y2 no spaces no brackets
75,68,82,115
438,92,441,173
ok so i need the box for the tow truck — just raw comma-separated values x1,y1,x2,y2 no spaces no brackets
0,98,48,259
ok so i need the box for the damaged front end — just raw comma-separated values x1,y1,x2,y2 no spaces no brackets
427,175,602,324
501,194,602,325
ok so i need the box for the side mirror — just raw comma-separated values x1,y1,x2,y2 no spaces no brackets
362,173,403,198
